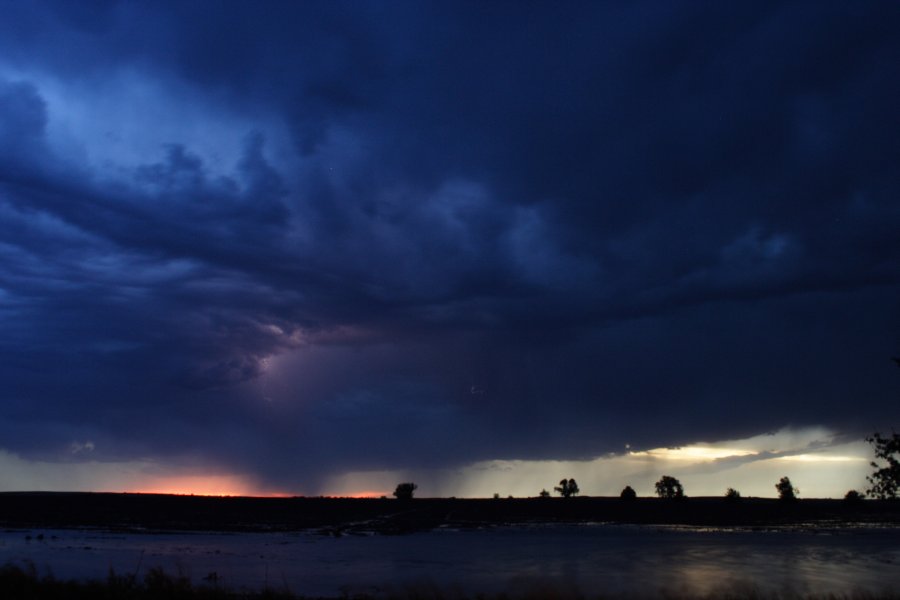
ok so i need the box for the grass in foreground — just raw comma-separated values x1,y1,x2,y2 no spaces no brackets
1,562,899,600
0,563,294,600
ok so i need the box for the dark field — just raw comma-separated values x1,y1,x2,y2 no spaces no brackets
1,492,898,535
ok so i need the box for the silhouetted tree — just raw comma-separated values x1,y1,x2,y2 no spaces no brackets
393,482,417,500
844,489,865,505
554,478,579,498
539,489,550,498
620,486,637,501
865,431,900,499
724,488,741,502
654,475,684,499
775,476,797,501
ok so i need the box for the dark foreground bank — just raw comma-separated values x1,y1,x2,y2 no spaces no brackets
2,562,900,600
1,492,899,534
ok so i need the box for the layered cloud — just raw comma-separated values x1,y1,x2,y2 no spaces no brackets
0,1,898,494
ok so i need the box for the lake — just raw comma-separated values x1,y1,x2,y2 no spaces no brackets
1,524,898,597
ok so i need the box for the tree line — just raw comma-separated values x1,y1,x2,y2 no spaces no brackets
392,431,900,501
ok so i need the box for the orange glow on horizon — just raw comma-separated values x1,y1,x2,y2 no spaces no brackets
341,490,389,498
123,474,289,498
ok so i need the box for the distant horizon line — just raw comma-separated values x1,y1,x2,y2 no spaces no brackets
0,489,872,501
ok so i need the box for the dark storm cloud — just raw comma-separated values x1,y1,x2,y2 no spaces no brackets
0,1,898,491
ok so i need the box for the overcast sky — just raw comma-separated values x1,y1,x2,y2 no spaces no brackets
0,1,898,497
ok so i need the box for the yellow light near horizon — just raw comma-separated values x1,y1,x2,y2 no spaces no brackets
773,454,865,463
630,446,756,461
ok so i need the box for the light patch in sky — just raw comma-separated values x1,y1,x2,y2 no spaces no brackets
0,449,279,497
68,440,95,455
0,428,873,499
322,469,408,499
124,475,261,497
630,446,756,460
775,454,865,463
0,64,295,181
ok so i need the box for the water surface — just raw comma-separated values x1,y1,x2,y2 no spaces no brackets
1,524,897,597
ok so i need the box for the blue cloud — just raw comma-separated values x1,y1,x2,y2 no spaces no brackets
0,1,898,492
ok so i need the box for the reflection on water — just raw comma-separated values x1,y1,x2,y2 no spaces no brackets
0,525,897,597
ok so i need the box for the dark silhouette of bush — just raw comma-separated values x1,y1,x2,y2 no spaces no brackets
724,488,741,502
554,478,579,498
865,431,900,499
844,489,865,505
393,482,418,500
620,486,637,501
654,475,684,499
539,489,550,498
144,566,191,596
775,476,797,501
